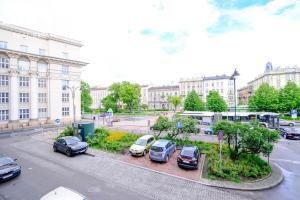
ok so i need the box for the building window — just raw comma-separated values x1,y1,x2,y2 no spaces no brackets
0,92,8,103
0,110,8,120
38,93,47,103
18,59,30,71
62,93,69,102
20,45,28,52
37,61,48,72
62,52,69,59
19,77,29,87
38,78,47,88
62,107,69,116
62,80,69,90
19,93,29,103
39,48,45,56
38,108,47,118
62,65,69,75
0,41,8,49
19,109,29,119
0,57,9,68
0,75,8,86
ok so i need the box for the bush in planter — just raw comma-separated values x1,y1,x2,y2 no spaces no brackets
56,126,74,139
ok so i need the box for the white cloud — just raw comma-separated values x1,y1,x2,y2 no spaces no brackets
0,0,299,88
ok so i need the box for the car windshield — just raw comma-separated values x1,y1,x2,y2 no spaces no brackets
65,137,80,145
181,149,195,157
135,139,147,146
151,146,163,152
0,157,14,167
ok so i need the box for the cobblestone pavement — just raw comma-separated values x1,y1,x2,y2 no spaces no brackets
7,135,251,200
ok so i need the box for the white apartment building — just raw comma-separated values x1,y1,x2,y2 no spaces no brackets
179,75,235,107
90,86,109,109
0,22,87,129
148,85,180,110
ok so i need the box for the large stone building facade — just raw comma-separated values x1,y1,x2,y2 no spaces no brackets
179,75,235,107
238,62,300,105
148,85,180,110
90,86,109,109
0,22,87,129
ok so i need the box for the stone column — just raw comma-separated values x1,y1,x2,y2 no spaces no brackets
29,59,39,126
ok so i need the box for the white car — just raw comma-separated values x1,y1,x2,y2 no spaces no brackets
40,186,87,200
129,135,155,156
279,120,295,127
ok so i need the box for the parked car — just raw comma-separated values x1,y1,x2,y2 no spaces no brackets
40,186,87,200
279,119,295,127
177,145,200,169
0,155,21,183
149,139,176,162
53,136,88,157
204,127,214,135
129,135,155,156
278,127,300,139
112,117,120,122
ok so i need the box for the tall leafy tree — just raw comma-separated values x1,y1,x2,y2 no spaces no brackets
278,82,300,113
184,90,205,111
119,81,141,112
101,94,117,112
167,96,182,111
80,81,92,113
206,91,228,112
248,83,279,112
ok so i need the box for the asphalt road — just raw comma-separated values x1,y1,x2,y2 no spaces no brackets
0,136,153,200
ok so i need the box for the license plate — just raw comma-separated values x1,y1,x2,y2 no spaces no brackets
183,160,189,163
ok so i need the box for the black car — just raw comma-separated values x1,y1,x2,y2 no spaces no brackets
0,156,21,183
53,136,88,157
278,127,300,140
177,145,200,169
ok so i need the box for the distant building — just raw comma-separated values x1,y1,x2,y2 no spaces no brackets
148,85,180,110
237,85,252,105
90,86,109,109
179,75,235,107
239,62,300,105
140,85,150,106
0,22,87,129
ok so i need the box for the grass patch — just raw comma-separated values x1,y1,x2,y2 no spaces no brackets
87,128,140,154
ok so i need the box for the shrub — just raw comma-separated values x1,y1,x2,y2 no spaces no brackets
106,131,127,142
56,126,74,139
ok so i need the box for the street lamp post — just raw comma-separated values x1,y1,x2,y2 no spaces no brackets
230,69,240,121
66,86,80,123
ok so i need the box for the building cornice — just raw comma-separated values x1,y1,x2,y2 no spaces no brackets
0,48,88,67
0,22,83,47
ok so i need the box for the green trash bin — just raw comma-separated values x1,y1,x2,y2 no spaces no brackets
74,122,94,141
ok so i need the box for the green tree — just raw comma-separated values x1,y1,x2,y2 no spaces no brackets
167,96,182,111
108,82,122,112
248,83,279,112
141,104,148,111
81,81,92,113
278,82,300,113
101,94,117,112
152,116,172,138
168,116,199,140
206,91,228,112
184,90,205,111
119,82,141,112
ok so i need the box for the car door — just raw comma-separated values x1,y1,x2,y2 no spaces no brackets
58,139,67,152
165,142,171,156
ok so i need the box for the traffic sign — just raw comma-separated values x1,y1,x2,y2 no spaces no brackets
176,121,182,129
54,119,61,126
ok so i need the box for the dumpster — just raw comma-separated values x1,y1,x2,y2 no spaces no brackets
73,121,94,142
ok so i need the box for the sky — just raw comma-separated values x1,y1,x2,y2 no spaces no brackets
0,0,300,88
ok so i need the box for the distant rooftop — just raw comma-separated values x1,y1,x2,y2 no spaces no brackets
148,85,179,91
203,75,231,81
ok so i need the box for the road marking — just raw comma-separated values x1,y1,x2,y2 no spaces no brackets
271,158,300,165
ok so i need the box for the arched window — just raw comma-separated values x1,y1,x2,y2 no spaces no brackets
37,60,48,72
0,54,9,68
18,57,30,71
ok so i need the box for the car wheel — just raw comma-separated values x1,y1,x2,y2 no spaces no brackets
53,146,57,152
289,123,294,127
165,155,169,163
66,149,72,157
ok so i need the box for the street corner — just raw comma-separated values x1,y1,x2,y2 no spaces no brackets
119,150,204,181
